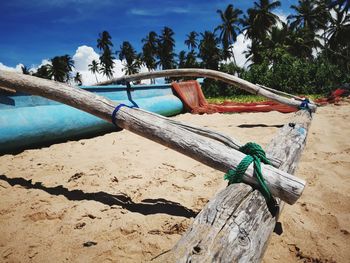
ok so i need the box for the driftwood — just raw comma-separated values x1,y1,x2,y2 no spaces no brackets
95,68,317,112
0,70,305,204
157,109,312,263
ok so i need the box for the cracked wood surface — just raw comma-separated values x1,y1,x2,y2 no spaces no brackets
158,110,312,263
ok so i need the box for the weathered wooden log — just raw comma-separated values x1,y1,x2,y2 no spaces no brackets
95,68,317,112
256,84,304,101
157,109,312,263
256,84,318,106
0,86,16,93
0,70,305,204
135,108,283,168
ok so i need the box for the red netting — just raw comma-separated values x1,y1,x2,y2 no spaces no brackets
171,80,298,114
315,88,350,105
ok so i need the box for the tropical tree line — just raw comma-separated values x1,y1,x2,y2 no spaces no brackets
25,0,349,95
22,55,82,85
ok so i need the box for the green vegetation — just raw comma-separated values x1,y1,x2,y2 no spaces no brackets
207,95,268,104
207,94,324,104
28,0,349,94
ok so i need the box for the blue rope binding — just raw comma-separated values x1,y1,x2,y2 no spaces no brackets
111,103,137,127
299,98,310,110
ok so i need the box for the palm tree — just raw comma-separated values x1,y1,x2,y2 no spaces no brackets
88,60,100,83
74,72,83,86
244,40,265,64
185,50,199,68
99,48,115,79
118,41,140,75
241,0,281,65
47,55,74,82
62,54,74,81
47,57,66,82
198,31,222,70
326,6,350,52
97,31,113,51
184,31,198,51
243,0,281,42
215,4,242,62
97,31,115,80
329,0,350,13
142,31,158,72
124,54,142,75
325,6,350,70
178,51,186,68
157,26,176,70
33,65,51,80
288,0,328,33
287,0,329,57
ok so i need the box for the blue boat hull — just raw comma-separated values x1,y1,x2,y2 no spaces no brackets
0,84,183,153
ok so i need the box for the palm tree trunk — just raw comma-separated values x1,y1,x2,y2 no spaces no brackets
231,45,237,66
94,73,99,84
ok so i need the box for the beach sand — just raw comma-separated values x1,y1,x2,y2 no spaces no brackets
0,103,349,262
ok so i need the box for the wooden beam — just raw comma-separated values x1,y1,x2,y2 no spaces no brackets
0,86,16,93
158,109,312,263
0,70,305,204
94,69,317,112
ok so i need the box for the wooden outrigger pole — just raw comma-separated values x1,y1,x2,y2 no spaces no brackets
95,68,317,113
93,68,315,262
0,69,314,262
158,110,312,262
0,69,306,204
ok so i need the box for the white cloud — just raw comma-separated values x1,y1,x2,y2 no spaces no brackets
275,11,288,25
229,32,251,68
0,62,24,73
72,45,150,85
71,45,122,85
1,45,150,86
73,45,99,72
228,12,288,68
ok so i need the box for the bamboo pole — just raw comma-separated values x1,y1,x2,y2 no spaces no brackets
0,70,305,204
95,68,317,112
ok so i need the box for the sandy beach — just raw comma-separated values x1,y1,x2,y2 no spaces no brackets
0,103,349,262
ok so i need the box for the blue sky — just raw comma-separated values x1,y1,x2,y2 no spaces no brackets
0,0,297,69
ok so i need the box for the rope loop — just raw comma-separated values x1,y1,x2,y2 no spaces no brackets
299,98,310,110
224,142,273,201
111,103,138,127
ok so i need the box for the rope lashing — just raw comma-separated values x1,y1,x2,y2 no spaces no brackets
299,98,310,110
111,103,138,127
224,142,273,201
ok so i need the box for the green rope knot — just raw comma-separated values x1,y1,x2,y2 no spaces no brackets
224,142,273,201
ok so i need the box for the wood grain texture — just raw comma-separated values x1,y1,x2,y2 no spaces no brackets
0,70,305,204
95,68,317,112
159,110,312,263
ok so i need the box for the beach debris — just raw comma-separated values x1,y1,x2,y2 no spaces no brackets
68,172,84,182
74,222,86,229
83,241,97,247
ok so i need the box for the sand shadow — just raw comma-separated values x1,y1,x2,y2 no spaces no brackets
237,124,284,128
0,174,197,218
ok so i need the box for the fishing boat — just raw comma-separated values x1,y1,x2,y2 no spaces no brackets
0,83,183,153
0,68,315,262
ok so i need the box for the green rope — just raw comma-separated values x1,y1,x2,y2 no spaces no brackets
224,142,273,201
